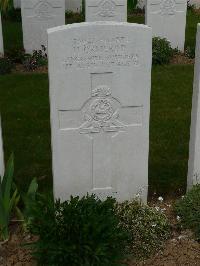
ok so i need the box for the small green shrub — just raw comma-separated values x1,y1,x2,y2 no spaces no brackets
2,8,22,22
28,194,128,266
185,46,195,59
152,37,174,65
0,57,13,75
23,46,48,71
5,47,26,64
175,184,200,241
116,199,170,259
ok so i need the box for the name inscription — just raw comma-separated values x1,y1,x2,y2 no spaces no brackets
63,37,139,69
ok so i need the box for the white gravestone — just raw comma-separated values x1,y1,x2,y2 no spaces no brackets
0,117,4,177
85,0,127,22
48,22,152,202
188,24,200,189
21,0,65,54
65,0,82,12
0,13,4,56
137,0,145,9
145,0,187,51
14,0,21,8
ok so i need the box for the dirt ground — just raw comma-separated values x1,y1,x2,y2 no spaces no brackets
0,199,200,266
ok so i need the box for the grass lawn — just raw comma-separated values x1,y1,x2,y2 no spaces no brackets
0,65,194,196
0,9,198,196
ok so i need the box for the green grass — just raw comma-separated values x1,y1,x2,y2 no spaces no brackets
0,65,194,196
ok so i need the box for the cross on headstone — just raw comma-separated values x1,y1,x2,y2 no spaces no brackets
146,0,187,51
59,72,143,196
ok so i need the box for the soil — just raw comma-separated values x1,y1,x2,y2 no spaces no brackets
0,199,200,266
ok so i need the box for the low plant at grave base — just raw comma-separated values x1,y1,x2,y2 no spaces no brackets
0,154,20,241
15,178,38,231
152,37,174,65
0,57,13,75
27,194,128,266
5,47,26,64
116,199,170,259
185,46,195,59
23,45,48,71
175,184,200,241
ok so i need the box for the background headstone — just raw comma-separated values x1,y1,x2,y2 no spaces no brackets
145,0,187,51
65,0,82,12
21,0,65,54
0,13,4,56
137,0,145,9
85,0,127,22
0,117,4,177
14,0,21,8
48,22,152,202
188,24,200,189
188,0,200,8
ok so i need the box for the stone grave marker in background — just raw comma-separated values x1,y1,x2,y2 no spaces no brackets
48,22,152,202
0,13,4,56
188,24,200,189
0,117,4,177
146,0,187,51
21,0,65,54
85,0,127,22
65,0,82,12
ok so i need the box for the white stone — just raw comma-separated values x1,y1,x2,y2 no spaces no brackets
85,0,127,22
65,0,82,12
137,0,145,9
0,13,4,56
48,22,152,202
14,0,21,8
21,0,65,54
0,117,4,177
188,24,200,189
188,0,200,8
145,0,187,51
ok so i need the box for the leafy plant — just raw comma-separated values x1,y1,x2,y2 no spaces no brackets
128,0,138,10
152,37,174,65
185,46,195,59
0,0,13,13
15,178,38,230
175,184,200,241
0,57,13,75
0,154,20,241
116,199,170,259
5,47,26,64
28,194,128,266
23,45,48,71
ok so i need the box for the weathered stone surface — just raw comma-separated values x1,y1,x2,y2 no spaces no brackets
21,0,65,54
48,22,152,202
85,0,127,22
188,24,200,189
0,13,4,56
146,0,187,51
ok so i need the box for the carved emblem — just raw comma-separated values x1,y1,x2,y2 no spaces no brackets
34,1,53,19
97,0,117,17
79,85,124,134
160,0,176,15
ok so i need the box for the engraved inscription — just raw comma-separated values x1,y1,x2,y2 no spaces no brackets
33,1,53,19
79,85,124,134
160,0,176,15
63,37,139,69
97,0,117,17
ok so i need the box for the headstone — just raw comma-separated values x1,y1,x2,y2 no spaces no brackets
48,22,152,202
21,0,65,54
0,13,4,56
0,117,4,177
14,0,21,8
85,0,127,22
188,0,200,8
145,0,187,51
137,0,145,9
188,24,200,189
65,0,82,12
